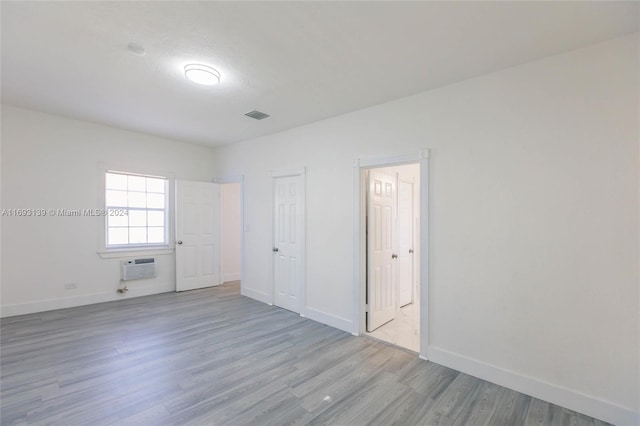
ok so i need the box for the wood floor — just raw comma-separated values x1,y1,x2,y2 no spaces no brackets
1,282,610,426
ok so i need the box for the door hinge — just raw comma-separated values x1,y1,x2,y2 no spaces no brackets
365,304,369,312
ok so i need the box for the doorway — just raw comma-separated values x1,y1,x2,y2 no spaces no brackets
175,180,221,291
176,178,245,292
364,163,420,352
220,182,242,284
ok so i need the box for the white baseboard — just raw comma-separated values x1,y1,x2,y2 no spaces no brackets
240,286,272,305
427,346,638,426
223,272,241,282
1,282,175,318
304,306,353,333
239,290,352,333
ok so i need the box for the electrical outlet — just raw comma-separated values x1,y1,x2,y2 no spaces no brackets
64,283,78,290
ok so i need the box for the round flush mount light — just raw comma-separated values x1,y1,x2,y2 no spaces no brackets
184,64,220,86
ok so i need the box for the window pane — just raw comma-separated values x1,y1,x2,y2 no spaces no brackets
146,177,165,194
128,210,146,227
147,193,165,209
128,191,146,208
108,210,128,227
104,171,168,248
128,175,146,192
108,227,128,245
147,210,164,227
106,190,127,207
129,227,147,244
147,227,165,243
106,173,127,190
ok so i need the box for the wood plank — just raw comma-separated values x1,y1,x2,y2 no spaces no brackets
417,373,482,425
0,282,612,426
452,381,501,426
488,387,533,426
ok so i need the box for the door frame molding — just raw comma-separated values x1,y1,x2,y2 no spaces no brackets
213,175,245,292
269,167,306,315
353,150,430,359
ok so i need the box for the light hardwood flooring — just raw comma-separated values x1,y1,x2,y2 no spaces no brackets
1,282,610,425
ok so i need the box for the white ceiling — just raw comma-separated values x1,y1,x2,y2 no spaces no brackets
2,1,638,147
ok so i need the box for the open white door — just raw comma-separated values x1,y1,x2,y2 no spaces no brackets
175,180,221,291
367,170,397,332
272,173,304,313
397,176,415,307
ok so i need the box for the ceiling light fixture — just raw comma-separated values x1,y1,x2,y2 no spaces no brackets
184,64,220,86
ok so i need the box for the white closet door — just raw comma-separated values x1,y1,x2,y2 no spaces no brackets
273,174,304,313
397,176,415,307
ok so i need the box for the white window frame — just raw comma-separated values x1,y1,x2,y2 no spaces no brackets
97,165,175,259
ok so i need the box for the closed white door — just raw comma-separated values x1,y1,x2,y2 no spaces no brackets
175,180,221,291
273,174,304,313
367,170,397,331
397,177,414,307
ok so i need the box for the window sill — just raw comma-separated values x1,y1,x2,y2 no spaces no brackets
97,247,174,259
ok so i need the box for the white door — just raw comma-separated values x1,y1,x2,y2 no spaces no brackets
367,170,397,331
273,174,304,313
397,176,414,307
175,180,221,291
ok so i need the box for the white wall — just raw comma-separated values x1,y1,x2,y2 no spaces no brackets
211,35,639,424
1,106,217,315
221,183,242,282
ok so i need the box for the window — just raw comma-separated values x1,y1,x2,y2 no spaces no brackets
105,171,168,247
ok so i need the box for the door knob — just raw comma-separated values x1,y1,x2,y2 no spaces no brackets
391,253,398,259
177,240,183,245
272,247,279,252
409,249,414,254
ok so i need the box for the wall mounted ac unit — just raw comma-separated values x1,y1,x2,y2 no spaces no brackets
121,258,157,281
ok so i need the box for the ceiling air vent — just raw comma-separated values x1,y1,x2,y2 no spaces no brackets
245,110,270,120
